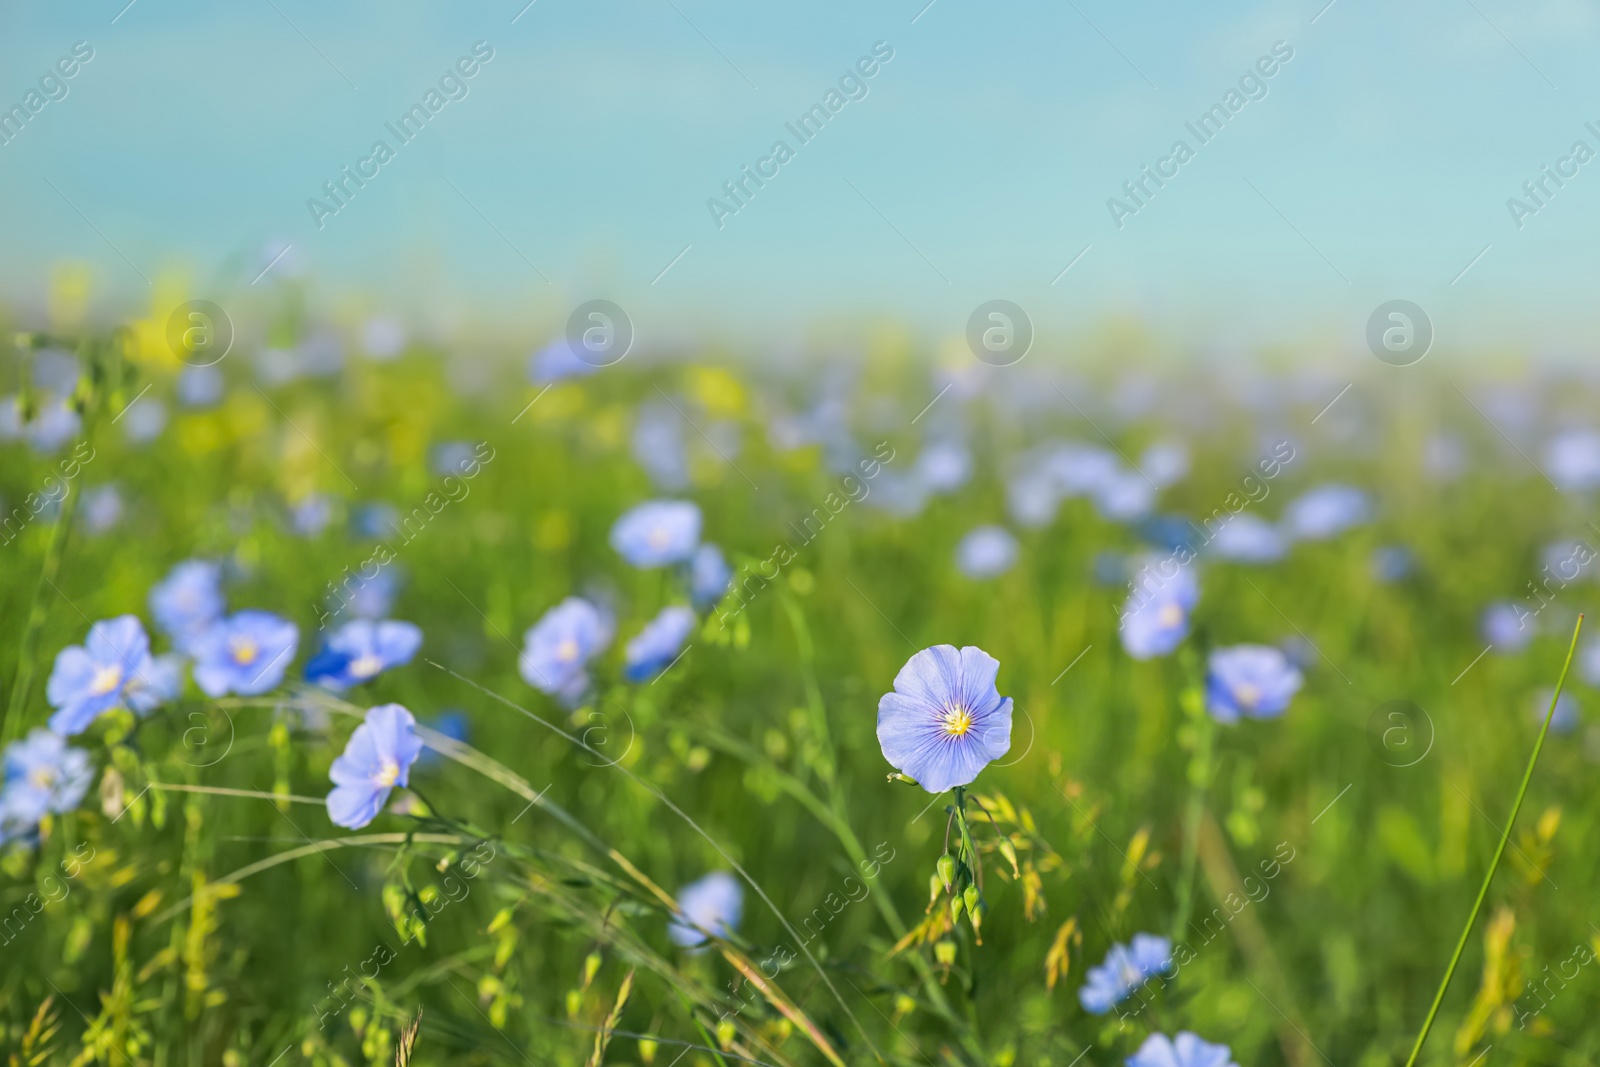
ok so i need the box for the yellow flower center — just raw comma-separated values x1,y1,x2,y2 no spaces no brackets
89,664,123,696
1235,682,1261,709
556,638,580,662
375,759,400,788
1158,602,1183,627
30,768,56,790
348,652,384,679
230,637,260,666
942,704,974,737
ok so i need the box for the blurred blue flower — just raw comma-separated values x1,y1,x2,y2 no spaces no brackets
1423,433,1467,483
915,440,972,494
125,653,186,715
1119,564,1199,660
150,559,225,649
1482,602,1533,653
1533,686,1580,734
611,500,702,568
1579,636,1600,687
1138,516,1201,554
865,470,931,518
23,397,82,454
305,620,423,691
1093,471,1156,522
417,709,470,769
2,729,93,833
1079,933,1172,1014
1370,545,1414,583
353,503,400,540
955,526,1018,580
343,567,401,621
1208,515,1287,563
361,316,407,360
190,611,299,697
668,870,744,947
176,366,225,408
529,338,600,385
291,494,335,537
122,399,168,445
519,597,613,699
80,485,124,534
1127,1032,1239,1067
690,543,733,608
1044,444,1119,497
1283,484,1371,540
326,703,424,829
1139,440,1189,488
632,403,690,490
876,645,1012,793
623,606,696,683
1546,429,1600,491
1205,645,1304,723
1006,469,1060,529
430,441,477,477
46,615,157,736
1540,539,1593,582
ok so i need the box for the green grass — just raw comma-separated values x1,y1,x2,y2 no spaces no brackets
2,334,1598,1066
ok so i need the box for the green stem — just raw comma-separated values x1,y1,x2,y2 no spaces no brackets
2,441,92,746
1171,650,1212,943
1402,613,1584,1067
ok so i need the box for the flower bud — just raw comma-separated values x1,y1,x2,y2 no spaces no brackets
934,940,958,966
962,885,981,915
936,854,957,888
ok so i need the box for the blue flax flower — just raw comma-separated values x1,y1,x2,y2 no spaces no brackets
955,526,1019,579
305,620,423,691
46,615,157,736
125,653,185,714
611,500,702,568
190,611,299,697
519,597,613,699
1533,686,1579,734
1119,563,1199,660
1127,1032,1239,1067
1547,429,1600,492
915,440,972,493
624,606,696,683
1208,515,1286,564
326,703,424,829
668,871,743,948
149,560,225,650
529,338,602,385
1079,933,1173,1014
1205,645,1304,723
877,645,1013,793
1283,484,1371,541
690,543,733,608
2,729,94,835
1482,602,1533,653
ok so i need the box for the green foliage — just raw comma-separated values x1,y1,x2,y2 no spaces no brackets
3,337,1599,1065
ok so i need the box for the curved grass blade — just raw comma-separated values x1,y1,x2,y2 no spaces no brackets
1403,613,1584,1067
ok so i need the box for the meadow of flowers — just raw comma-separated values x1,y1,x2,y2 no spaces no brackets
3,319,1600,1067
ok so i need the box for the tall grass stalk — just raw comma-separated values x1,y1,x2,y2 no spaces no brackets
1402,613,1584,1067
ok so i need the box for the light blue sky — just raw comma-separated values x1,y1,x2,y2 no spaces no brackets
2,0,1598,353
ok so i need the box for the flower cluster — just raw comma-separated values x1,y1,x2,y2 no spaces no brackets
517,499,729,704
